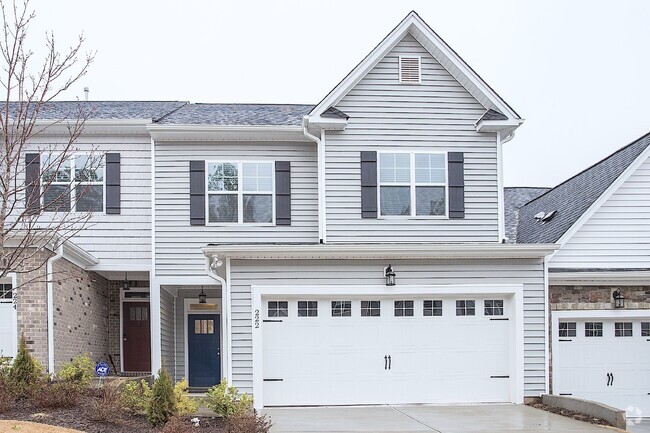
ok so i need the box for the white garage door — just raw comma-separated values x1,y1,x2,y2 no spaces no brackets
0,282,17,359
262,296,512,406
554,317,650,418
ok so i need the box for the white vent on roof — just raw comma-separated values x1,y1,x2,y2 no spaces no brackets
399,56,421,84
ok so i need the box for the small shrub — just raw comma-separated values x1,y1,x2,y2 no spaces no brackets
89,382,124,423
147,367,177,426
32,381,81,409
204,379,253,418
10,336,44,398
58,354,94,387
121,378,152,414
161,416,193,433
174,379,199,416
227,410,272,433
0,377,14,413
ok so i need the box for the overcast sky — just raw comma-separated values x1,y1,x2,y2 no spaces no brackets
25,0,650,187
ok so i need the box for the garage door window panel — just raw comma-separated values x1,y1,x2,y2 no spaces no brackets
331,301,351,317
423,300,442,316
0,283,12,303
394,300,414,317
615,322,633,337
456,300,475,316
297,301,318,317
585,322,603,337
559,322,576,337
642,322,650,337
361,301,381,317
484,300,504,316
268,301,288,318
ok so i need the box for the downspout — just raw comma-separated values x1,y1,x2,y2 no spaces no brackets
496,131,505,242
46,244,64,375
302,117,325,243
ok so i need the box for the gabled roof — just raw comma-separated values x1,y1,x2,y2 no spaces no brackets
5,101,187,121
517,132,650,244
155,103,313,126
504,187,550,243
308,11,522,128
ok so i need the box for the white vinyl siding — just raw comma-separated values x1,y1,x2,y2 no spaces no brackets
161,288,175,379
229,258,546,397
155,142,318,277
551,155,650,268
27,134,152,268
324,34,498,242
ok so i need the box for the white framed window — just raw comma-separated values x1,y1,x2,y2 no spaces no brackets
455,300,475,316
615,322,633,337
378,152,447,217
331,301,351,317
423,300,442,316
297,301,318,317
267,301,288,318
642,322,650,337
361,300,381,317
0,283,12,303
394,300,414,317
484,300,504,316
585,322,603,337
42,153,104,213
559,322,576,337
207,161,274,224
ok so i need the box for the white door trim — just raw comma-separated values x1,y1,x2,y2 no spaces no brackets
120,288,150,373
550,309,650,397
183,297,222,385
250,284,524,409
0,274,18,359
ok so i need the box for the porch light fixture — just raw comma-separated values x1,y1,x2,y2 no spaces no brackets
198,286,207,304
122,272,130,291
385,264,396,286
612,289,625,309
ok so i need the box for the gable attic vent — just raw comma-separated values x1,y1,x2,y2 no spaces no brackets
399,56,421,84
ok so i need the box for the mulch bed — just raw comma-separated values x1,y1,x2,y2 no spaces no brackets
0,389,226,433
528,402,613,427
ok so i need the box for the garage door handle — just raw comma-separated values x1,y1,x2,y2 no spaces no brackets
388,355,391,370
607,372,613,386
384,355,387,370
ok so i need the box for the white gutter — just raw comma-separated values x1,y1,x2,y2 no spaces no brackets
46,244,64,375
302,117,326,243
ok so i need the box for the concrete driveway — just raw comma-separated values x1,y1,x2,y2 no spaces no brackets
263,404,623,433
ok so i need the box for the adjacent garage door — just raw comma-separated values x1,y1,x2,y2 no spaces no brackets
554,317,650,418
262,296,512,406
0,282,17,358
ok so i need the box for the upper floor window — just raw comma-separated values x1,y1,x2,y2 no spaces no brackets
379,152,446,217
42,153,104,213
207,162,274,224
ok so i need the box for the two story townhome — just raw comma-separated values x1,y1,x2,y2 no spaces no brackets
3,11,558,409
507,132,650,417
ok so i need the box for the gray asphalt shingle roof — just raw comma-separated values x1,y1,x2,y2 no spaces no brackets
516,132,650,244
156,103,314,126
5,101,187,121
504,187,550,243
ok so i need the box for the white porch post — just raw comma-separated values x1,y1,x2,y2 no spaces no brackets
150,278,162,375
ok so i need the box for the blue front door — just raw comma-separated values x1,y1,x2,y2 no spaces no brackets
188,314,221,388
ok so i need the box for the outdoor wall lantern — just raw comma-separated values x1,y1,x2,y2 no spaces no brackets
612,289,625,309
122,272,130,291
385,264,396,286
198,286,207,304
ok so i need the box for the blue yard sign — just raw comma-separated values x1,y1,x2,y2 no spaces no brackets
95,361,110,377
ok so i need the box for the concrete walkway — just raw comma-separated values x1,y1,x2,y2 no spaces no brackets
263,404,624,433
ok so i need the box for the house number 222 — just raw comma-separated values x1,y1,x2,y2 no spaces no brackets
254,309,260,329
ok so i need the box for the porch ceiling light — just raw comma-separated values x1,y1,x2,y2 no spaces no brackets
612,288,625,309
199,287,207,304
122,272,130,291
385,264,396,286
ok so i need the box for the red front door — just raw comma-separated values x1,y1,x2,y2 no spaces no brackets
123,302,151,372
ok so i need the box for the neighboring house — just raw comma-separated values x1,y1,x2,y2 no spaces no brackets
508,132,650,417
2,11,561,409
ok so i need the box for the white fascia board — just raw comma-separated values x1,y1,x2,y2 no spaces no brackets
309,12,520,123
554,147,650,250
475,119,523,133
33,119,151,136
146,124,307,142
549,270,650,285
61,240,99,268
202,243,558,260
305,116,348,130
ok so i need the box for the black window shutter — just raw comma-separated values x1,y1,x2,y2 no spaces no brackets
25,153,40,215
105,153,121,214
448,152,465,219
189,161,206,226
275,161,291,226
360,151,377,218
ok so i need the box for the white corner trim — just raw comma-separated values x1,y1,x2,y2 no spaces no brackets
543,257,550,395
250,283,525,409
554,147,650,251
309,12,520,122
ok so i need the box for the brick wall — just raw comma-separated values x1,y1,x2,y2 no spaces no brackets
550,285,650,310
108,281,122,373
52,258,110,371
